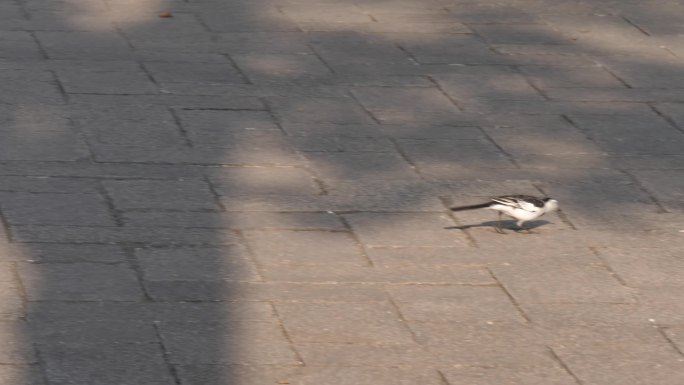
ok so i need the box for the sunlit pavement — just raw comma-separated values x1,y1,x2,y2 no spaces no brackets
1,0,684,384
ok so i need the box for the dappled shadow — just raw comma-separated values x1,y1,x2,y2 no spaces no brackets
1,0,684,384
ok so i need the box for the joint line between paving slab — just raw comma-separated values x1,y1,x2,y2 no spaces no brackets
270,302,306,365
437,369,451,385
9,261,29,318
548,346,585,385
123,246,154,301
233,229,267,282
385,292,421,344
336,214,375,267
477,126,521,168
427,75,466,113
649,103,684,135
657,326,684,358
307,43,338,74
152,321,183,385
621,16,651,37
168,107,195,148
588,247,630,288
34,345,52,385
438,196,479,248
486,267,531,323
618,170,669,213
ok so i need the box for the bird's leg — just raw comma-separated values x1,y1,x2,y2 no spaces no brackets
495,212,505,234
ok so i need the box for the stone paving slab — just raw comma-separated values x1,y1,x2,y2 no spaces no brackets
1,0,684,384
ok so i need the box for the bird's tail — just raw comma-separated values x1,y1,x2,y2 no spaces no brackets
450,202,491,211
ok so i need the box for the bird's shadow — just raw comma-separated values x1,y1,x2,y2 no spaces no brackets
445,219,550,231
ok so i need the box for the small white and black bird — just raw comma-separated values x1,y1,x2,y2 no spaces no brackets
450,195,559,233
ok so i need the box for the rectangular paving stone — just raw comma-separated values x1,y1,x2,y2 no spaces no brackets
0,365,46,385
0,133,90,161
197,7,300,32
342,213,467,247
219,194,446,212
519,65,626,88
597,56,684,88
259,264,491,284
73,118,187,148
143,61,247,84
395,138,515,168
122,211,345,230
490,253,635,304
398,34,508,65
440,366,579,385
567,113,684,154
144,281,389,302
39,344,174,385
10,225,239,245
521,303,654,327
116,13,210,43
366,246,490,266
55,68,159,94
301,151,419,181
30,319,158,347
275,301,414,344
351,87,464,125
0,280,25,320
433,72,545,101
243,230,368,266
102,179,219,211
547,326,684,385
266,96,376,125
411,323,557,367
0,192,115,226
136,246,260,282
18,262,143,301
0,176,100,194
630,170,684,210
0,321,37,364
232,52,332,82
388,285,525,324
597,247,684,287
206,167,321,196
0,70,64,105
176,365,443,385
27,301,275,323
90,142,303,166
295,343,427,366
158,321,300,365
0,31,43,60
0,243,125,263
471,24,574,45
288,135,395,152
34,31,133,60
309,39,417,74
175,109,280,143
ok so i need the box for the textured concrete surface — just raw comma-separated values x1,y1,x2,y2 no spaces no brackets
1,0,684,384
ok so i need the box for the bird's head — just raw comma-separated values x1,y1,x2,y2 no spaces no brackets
542,197,559,212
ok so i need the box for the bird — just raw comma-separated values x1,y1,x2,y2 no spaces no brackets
450,195,559,233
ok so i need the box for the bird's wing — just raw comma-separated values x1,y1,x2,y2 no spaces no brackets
491,195,543,212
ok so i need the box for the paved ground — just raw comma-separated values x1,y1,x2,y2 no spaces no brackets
1,0,684,384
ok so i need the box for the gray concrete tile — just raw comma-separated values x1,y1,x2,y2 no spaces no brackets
136,246,260,282
243,230,367,266
275,301,414,344
18,263,143,301
158,321,300,365
343,212,468,247
0,192,115,226
102,179,219,210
